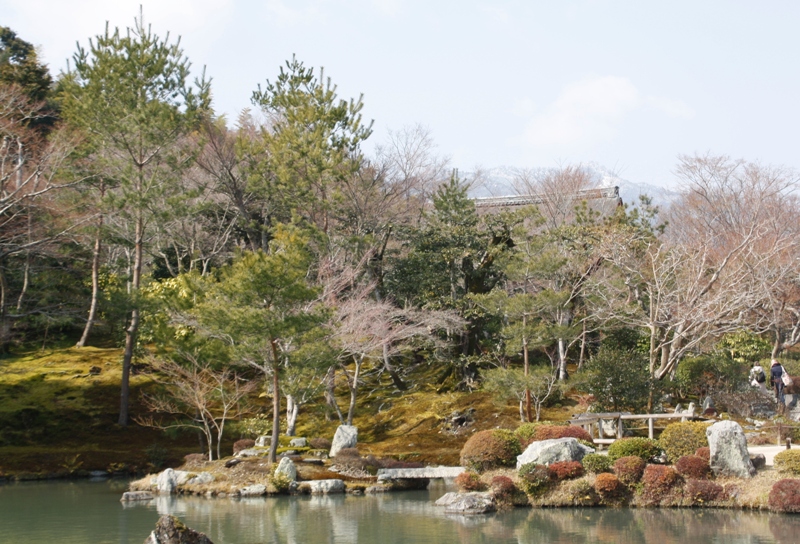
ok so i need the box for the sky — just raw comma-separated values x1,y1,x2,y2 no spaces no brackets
4,0,800,188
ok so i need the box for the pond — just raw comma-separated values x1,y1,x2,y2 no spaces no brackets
0,478,797,543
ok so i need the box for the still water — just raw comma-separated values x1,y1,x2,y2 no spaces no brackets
0,478,798,544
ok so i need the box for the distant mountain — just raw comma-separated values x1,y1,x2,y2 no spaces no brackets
468,164,680,212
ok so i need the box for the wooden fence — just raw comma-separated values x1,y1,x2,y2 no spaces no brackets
569,412,705,445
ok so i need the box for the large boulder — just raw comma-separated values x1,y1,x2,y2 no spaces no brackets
275,457,297,482
305,479,345,494
255,435,271,447
121,491,153,502
707,420,755,478
435,492,496,514
143,515,213,544
516,438,594,469
289,437,308,448
330,425,358,457
238,484,267,497
156,468,178,495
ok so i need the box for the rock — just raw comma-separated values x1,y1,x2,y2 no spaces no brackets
187,472,214,486
707,421,755,478
90,470,109,478
435,492,496,514
330,425,358,457
750,453,766,471
255,435,271,447
238,484,266,497
516,438,595,469
275,457,297,482
365,485,391,494
235,448,268,458
157,468,178,495
385,478,429,491
289,437,307,448
305,479,345,494
702,396,715,412
303,459,324,465
143,515,213,544
121,491,154,502
377,466,464,480
224,458,242,468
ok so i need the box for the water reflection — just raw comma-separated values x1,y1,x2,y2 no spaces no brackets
1,479,798,543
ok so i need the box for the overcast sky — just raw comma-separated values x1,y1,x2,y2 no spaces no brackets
4,0,800,188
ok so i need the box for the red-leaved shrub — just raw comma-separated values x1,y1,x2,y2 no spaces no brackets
460,429,521,472
641,464,680,504
769,479,800,513
233,439,255,454
455,471,487,491
531,425,593,444
490,475,517,502
695,447,710,460
675,455,711,480
685,479,724,505
594,473,625,500
613,455,646,485
548,461,584,481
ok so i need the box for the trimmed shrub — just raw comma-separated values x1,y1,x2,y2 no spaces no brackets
233,439,256,454
613,456,646,486
532,425,593,444
582,453,613,474
518,463,552,496
768,479,800,513
695,446,710,460
641,464,680,504
658,421,709,463
675,455,711,480
607,437,661,462
774,450,800,475
548,461,584,481
685,479,724,505
490,475,517,503
460,429,522,472
455,471,487,492
594,472,625,500
514,422,564,446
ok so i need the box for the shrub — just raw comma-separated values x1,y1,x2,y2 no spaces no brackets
769,479,800,513
270,470,293,493
695,446,710,460
548,461,584,481
518,463,552,496
774,450,800,475
658,421,709,463
455,471,486,491
531,425,593,444
685,479,724,505
607,437,661,462
641,465,680,504
233,439,256,455
460,429,522,472
613,456,646,486
309,437,332,450
582,453,613,474
490,475,517,503
675,455,711,480
183,453,206,465
594,473,625,500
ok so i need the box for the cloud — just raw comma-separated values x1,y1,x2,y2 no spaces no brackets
521,76,694,149
523,75,641,147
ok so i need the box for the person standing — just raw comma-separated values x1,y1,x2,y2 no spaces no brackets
770,359,787,412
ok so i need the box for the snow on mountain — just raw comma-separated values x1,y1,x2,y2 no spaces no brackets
467,164,680,211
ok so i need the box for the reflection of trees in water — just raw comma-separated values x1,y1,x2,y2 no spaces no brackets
132,493,800,543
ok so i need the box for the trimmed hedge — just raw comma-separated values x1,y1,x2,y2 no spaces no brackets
675,455,711,480
769,479,800,513
641,464,680,504
685,478,724,505
460,429,522,472
548,461,584,481
455,471,487,491
518,463,552,496
774,450,800,475
582,453,613,474
658,421,710,463
613,455,646,486
607,437,661,462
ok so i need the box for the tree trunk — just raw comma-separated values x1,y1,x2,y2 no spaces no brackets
522,314,531,422
324,365,345,423
557,338,569,380
286,394,299,436
77,211,103,348
119,215,143,426
268,340,281,464
346,357,362,426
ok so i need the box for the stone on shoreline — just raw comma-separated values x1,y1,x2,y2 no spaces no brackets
121,491,153,502
435,492,496,514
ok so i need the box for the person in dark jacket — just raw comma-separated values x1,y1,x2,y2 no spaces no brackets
770,359,787,411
